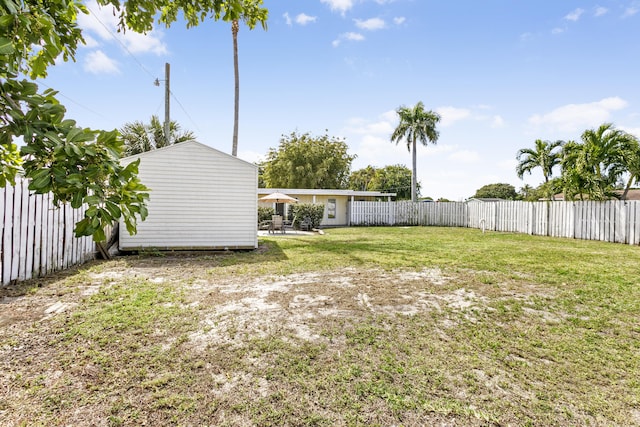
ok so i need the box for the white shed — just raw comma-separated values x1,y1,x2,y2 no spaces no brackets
119,141,258,251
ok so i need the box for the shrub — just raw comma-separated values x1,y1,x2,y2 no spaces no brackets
291,203,325,228
258,206,275,223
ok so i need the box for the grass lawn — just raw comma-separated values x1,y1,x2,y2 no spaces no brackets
1,226,639,426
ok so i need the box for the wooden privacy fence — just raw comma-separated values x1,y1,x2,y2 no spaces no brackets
350,200,640,245
1,178,97,286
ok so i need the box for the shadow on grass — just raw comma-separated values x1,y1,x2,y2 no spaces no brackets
0,241,289,298
116,239,289,271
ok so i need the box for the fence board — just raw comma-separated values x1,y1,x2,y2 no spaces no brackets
0,178,99,286
350,200,640,246
1,187,8,285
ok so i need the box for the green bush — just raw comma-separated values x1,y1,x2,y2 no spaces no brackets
258,206,275,223
291,203,325,228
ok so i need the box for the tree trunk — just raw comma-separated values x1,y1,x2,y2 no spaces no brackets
622,175,635,200
411,138,417,202
232,20,240,156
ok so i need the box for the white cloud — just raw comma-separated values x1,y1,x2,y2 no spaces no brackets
283,12,292,26
393,17,406,25
491,115,505,128
448,150,480,164
334,32,365,46
81,35,100,48
122,31,166,55
354,18,386,30
623,6,639,17
565,8,585,21
320,0,354,15
436,106,471,127
594,6,608,17
528,97,628,133
296,13,317,25
78,0,167,56
83,50,120,74
519,32,534,42
552,27,565,35
345,32,365,41
498,158,518,172
620,126,640,137
331,32,365,47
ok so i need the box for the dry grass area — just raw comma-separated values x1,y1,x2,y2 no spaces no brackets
1,227,639,426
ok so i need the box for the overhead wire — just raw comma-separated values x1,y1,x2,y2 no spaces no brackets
81,3,202,133
170,90,202,132
36,80,107,119
85,4,156,80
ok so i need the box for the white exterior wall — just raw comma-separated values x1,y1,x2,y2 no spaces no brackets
120,141,258,250
292,195,349,226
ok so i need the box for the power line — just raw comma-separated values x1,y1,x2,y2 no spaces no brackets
85,4,156,80
37,80,106,118
170,90,201,133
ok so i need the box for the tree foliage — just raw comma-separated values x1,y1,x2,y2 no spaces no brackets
121,115,196,156
262,131,356,189
390,101,440,202
1,0,267,241
472,183,518,200
516,139,564,183
350,164,414,199
290,203,324,228
517,124,640,201
348,165,377,192
560,124,635,201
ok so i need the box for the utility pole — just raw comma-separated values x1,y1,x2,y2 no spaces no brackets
164,62,170,147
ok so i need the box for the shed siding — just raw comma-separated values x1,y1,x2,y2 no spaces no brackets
119,142,257,250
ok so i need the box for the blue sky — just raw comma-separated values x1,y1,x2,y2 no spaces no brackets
41,0,640,200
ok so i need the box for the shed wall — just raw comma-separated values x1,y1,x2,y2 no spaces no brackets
119,142,257,250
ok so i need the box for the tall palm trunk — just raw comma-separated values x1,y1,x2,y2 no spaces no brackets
231,19,239,156
411,138,417,202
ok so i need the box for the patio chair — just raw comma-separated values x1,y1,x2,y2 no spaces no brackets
271,215,284,233
299,217,312,231
284,215,297,232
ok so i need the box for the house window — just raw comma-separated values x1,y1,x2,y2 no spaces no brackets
327,198,336,219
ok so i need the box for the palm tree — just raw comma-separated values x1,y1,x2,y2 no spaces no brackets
230,2,268,157
390,101,441,202
619,135,640,200
231,18,240,157
516,139,564,183
560,123,633,200
121,115,196,157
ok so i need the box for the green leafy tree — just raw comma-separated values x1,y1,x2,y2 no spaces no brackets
560,124,634,200
348,165,378,191
262,131,356,189
390,101,441,202
121,115,196,156
231,0,267,156
368,164,414,200
472,183,518,200
1,0,267,241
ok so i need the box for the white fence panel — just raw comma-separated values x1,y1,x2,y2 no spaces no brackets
350,200,640,246
1,178,99,286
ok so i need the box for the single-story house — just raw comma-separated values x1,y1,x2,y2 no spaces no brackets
258,188,396,227
120,141,258,251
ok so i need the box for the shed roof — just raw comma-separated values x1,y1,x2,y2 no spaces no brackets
122,140,258,170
